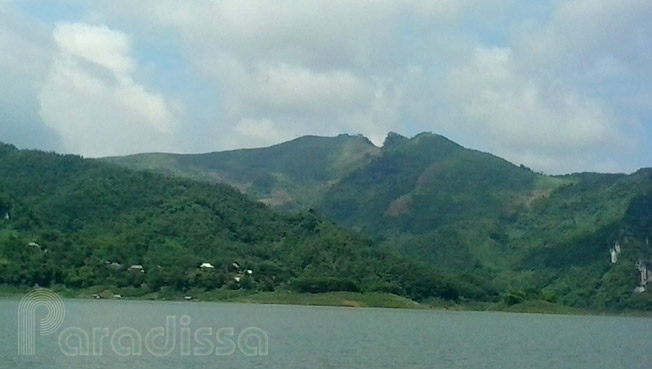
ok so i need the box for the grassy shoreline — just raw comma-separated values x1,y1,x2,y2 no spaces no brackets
2,284,651,317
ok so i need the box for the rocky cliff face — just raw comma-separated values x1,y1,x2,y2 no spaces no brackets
635,260,652,293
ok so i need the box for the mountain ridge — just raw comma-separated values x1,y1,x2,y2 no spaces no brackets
0,141,493,302
104,133,380,210
102,132,652,310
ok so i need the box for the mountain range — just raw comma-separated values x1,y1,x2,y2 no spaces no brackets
0,141,490,303
104,132,652,310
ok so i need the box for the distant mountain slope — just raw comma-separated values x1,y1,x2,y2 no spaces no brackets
505,170,652,309
320,132,556,234
0,142,490,302
317,132,570,272
319,134,652,309
103,132,652,310
103,134,379,210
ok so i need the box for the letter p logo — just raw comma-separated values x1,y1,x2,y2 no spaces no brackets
18,288,65,355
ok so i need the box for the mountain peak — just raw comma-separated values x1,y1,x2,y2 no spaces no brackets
382,132,463,150
252,133,377,151
382,132,409,148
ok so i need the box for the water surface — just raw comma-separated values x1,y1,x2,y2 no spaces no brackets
2,298,651,368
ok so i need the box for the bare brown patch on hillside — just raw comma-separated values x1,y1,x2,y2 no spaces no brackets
385,194,412,217
503,188,555,214
416,162,443,189
259,190,294,207
523,188,555,206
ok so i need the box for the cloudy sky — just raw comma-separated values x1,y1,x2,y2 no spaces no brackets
1,0,651,174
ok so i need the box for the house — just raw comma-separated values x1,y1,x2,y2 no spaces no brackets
245,269,253,275
27,242,41,248
200,263,215,269
128,265,145,273
106,262,123,270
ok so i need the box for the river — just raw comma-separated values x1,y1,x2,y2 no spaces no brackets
2,296,651,368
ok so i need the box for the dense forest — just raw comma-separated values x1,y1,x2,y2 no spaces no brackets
0,142,494,303
105,133,652,311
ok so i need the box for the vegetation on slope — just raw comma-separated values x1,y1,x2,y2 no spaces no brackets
102,132,652,311
320,132,562,270
0,143,494,304
103,134,380,210
320,134,652,310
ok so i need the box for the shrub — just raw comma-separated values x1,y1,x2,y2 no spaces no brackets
292,277,360,293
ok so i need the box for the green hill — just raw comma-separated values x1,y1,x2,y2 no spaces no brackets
0,142,492,303
320,134,652,310
324,132,548,228
104,134,379,210
103,133,652,311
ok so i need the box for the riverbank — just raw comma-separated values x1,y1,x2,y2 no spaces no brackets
0,284,425,309
1,284,649,316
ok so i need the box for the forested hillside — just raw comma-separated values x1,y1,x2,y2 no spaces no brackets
104,134,379,210
0,142,492,302
319,134,652,310
105,132,652,310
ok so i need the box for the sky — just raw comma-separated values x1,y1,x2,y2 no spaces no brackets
1,0,651,174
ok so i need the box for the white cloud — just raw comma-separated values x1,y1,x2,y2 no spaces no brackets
53,23,133,75
453,47,616,148
1,0,651,172
101,0,479,68
444,46,623,173
39,22,179,157
0,4,61,150
82,0,488,144
515,0,652,79
234,118,285,147
253,63,369,113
